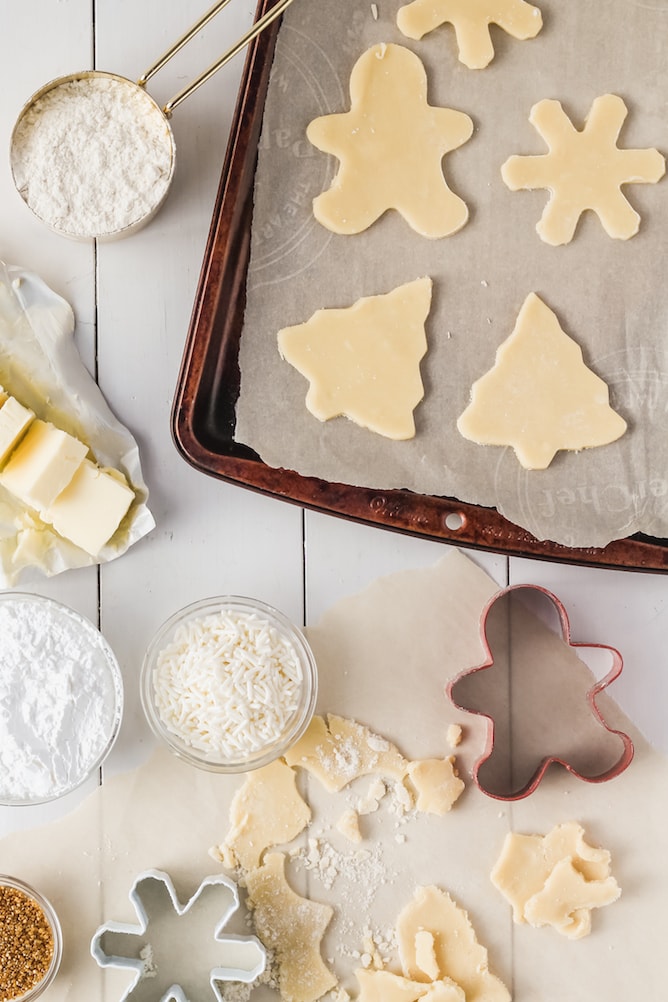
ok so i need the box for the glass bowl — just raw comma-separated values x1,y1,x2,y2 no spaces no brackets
0,875,63,1000
0,593,124,806
141,596,318,773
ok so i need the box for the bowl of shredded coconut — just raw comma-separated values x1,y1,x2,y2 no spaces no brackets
140,596,318,773
0,593,123,806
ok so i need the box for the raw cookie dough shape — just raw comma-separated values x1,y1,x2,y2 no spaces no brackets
501,94,666,244
491,822,621,939
457,292,628,470
447,584,634,800
396,885,511,1002
307,44,473,238
397,0,543,69
245,852,336,1002
278,277,432,440
212,759,311,871
90,869,266,1002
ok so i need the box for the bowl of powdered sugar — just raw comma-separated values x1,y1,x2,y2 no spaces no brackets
0,593,123,806
141,596,317,773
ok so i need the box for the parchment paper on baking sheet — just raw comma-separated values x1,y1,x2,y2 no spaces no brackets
1,552,666,1001
0,261,154,585
235,0,668,549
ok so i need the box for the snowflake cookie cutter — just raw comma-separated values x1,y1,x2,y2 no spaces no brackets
90,869,266,1002
446,585,634,800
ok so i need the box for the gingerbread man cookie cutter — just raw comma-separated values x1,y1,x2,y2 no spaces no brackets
447,585,634,800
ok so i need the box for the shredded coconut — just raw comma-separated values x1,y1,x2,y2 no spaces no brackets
11,76,173,238
152,609,304,759
0,597,121,802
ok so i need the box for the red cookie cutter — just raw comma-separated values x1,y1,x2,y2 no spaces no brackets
447,584,634,800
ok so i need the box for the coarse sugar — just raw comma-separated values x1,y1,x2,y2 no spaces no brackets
0,878,61,1002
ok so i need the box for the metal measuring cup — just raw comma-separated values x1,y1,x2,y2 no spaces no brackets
9,0,294,241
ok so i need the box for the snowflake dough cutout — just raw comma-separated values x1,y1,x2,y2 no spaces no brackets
397,0,543,69
90,869,266,1002
307,44,473,238
457,293,627,469
502,94,666,244
278,277,432,440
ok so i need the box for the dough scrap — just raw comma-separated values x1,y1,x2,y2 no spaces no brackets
284,714,409,791
245,852,336,1002
336,807,363,843
406,758,465,815
396,885,510,1001
501,94,665,244
307,44,473,238
212,758,311,871
355,968,465,1002
278,278,432,441
490,821,621,939
397,0,543,69
414,929,440,980
457,292,627,469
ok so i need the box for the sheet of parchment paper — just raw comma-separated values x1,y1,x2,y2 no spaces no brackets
235,0,668,549
0,261,154,584
1,551,665,1000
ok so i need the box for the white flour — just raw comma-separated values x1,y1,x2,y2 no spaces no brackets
11,75,173,238
0,597,121,802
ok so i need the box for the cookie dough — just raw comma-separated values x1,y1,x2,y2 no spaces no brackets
278,278,432,441
457,292,627,469
397,886,510,1001
245,852,336,1002
501,94,665,244
307,44,473,238
284,714,409,791
491,821,621,939
397,0,543,69
355,968,465,1001
212,759,311,871
406,758,464,815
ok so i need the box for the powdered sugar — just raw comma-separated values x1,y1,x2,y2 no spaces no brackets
0,595,122,803
11,75,173,238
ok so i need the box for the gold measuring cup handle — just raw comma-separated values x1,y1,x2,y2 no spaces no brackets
137,0,296,117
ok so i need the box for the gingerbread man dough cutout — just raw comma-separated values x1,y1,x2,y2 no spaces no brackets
307,44,473,238
397,0,543,69
502,94,665,245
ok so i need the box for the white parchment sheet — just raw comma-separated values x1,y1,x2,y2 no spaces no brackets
236,0,668,548
1,553,666,1001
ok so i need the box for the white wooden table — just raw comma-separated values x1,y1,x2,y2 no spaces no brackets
0,0,666,853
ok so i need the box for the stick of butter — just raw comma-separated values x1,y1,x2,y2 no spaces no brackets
0,397,35,465
45,459,134,556
0,419,88,510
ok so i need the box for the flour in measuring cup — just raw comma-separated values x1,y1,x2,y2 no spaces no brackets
0,597,121,803
11,76,173,238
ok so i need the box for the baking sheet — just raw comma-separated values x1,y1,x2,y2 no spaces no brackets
235,0,668,549
1,552,665,1000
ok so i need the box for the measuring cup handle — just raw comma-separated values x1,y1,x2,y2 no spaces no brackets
138,0,236,88
138,0,296,117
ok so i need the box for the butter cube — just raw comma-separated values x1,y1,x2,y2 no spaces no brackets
0,397,35,465
0,419,88,510
45,459,134,556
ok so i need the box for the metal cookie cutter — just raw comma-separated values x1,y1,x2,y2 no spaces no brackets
90,869,266,1001
447,584,634,801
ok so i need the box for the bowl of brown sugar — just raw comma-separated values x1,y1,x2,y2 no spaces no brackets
0,876,62,1001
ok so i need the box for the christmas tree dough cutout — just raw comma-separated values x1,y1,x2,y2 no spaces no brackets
307,44,473,238
502,95,666,245
457,293,627,470
278,277,432,440
397,0,543,70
